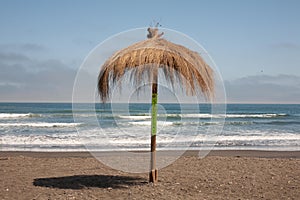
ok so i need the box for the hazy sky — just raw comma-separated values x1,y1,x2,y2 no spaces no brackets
0,0,299,103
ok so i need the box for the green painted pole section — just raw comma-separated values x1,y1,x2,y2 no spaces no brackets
151,92,158,136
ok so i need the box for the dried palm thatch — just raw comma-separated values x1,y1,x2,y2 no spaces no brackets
98,27,214,102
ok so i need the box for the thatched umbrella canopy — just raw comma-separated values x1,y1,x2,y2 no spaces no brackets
98,27,214,183
98,28,214,102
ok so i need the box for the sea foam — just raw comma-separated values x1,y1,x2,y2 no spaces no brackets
0,122,81,128
0,113,41,119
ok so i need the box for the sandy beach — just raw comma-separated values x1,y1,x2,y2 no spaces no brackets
0,150,299,200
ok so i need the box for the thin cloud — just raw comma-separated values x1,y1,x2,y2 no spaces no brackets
0,52,31,62
0,52,77,102
0,43,47,53
270,42,300,50
225,74,300,103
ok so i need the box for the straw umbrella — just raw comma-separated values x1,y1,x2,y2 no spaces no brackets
98,27,214,183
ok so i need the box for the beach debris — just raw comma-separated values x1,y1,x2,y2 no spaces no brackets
107,187,113,191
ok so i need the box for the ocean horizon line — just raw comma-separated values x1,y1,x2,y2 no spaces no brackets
0,102,299,105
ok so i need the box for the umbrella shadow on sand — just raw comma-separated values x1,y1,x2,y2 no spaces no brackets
33,175,147,189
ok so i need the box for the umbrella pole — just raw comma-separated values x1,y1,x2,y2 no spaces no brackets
150,73,158,183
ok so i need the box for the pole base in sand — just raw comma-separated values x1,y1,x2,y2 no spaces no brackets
149,169,158,183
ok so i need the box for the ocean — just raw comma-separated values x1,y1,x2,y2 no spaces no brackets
0,103,299,152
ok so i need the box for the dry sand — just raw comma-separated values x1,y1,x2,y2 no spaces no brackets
0,150,299,200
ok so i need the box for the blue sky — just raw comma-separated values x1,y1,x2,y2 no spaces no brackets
0,0,300,103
